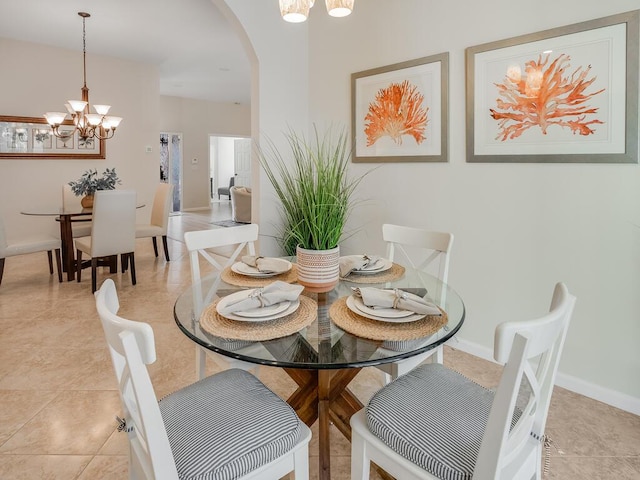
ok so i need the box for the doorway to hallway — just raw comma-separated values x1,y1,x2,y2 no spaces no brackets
209,135,251,202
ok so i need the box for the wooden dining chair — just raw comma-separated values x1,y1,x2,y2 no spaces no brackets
376,224,454,382
351,282,576,480
136,183,174,261
0,215,62,286
183,223,260,379
75,190,137,292
95,278,311,480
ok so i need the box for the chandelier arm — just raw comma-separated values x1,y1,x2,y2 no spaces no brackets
93,127,116,141
51,124,79,140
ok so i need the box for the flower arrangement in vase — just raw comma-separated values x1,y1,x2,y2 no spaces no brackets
68,168,121,207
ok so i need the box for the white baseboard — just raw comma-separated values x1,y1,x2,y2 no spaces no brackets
451,337,640,416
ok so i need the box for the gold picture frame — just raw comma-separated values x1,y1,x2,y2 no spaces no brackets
0,115,105,159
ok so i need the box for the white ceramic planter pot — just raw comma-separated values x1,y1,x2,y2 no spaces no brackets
296,245,340,293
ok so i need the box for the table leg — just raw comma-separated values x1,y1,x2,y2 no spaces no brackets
58,215,75,281
284,367,364,480
318,370,331,480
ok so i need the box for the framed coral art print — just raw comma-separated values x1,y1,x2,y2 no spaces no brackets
466,10,639,163
351,52,449,163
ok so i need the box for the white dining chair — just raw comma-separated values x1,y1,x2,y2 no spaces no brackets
183,223,260,379
136,183,174,261
75,190,137,292
95,278,311,480
376,224,454,382
351,282,576,480
0,215,62,286
61,184,92,238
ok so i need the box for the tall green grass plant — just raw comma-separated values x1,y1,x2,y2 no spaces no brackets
259,125,366,254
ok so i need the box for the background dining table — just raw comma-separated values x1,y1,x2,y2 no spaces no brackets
21,202,144,281
173,258,465,480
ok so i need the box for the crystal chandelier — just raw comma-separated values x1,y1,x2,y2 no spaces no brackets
279,0,354,23
44,12,122,141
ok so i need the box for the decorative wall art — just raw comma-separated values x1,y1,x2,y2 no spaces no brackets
351,53,449,163
0,116,105,159
466,10,639,163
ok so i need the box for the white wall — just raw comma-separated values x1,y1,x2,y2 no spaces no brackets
214,0,310,254
307,0,640,408
0,38,159,237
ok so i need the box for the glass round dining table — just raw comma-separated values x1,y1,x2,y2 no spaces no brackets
173,261,465,480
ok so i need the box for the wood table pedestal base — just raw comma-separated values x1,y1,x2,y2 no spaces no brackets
284,367,394,480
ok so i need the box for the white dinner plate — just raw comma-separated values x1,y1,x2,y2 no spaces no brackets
231,258,292,277
234,301,291,318
345,295,425,323
216,290,300,322
342,255,393,275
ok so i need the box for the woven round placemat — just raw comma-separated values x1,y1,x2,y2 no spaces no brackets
329,296,447,341
221,264,299,287
340,263,405,284
199,295,317,341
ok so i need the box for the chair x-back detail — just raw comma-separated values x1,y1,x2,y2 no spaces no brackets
377,224,454,380
184,223,260,379
76,190,137,292
351,282,576,480
0,216,62,286
136,183,174,261
95,279,311,480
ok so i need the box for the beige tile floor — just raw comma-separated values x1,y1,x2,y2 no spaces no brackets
1,205,639,479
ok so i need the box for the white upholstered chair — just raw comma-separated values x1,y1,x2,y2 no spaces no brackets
183,223,260,379
375,224,454,382
95,279,311,480
0,216,62,286
136,183,174,261
230,185,252,223
61,184,92,238
75,190,137,292
351,282,576,480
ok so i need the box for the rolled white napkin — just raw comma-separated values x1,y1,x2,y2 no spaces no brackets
242,255,288,274
339,255,383,277
352,287,442,316
218,281,304,315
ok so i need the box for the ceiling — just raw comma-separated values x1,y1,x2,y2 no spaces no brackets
0,0,252,105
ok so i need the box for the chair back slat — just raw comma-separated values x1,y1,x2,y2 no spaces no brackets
95,279,178,479
382,224,453,283
184,224,258,284
383,224,453,306
474,282,576,479
91,190,136,258
150,183,174,231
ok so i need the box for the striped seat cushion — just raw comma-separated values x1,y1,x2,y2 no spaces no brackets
366,363,496,480
159,369,301,480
